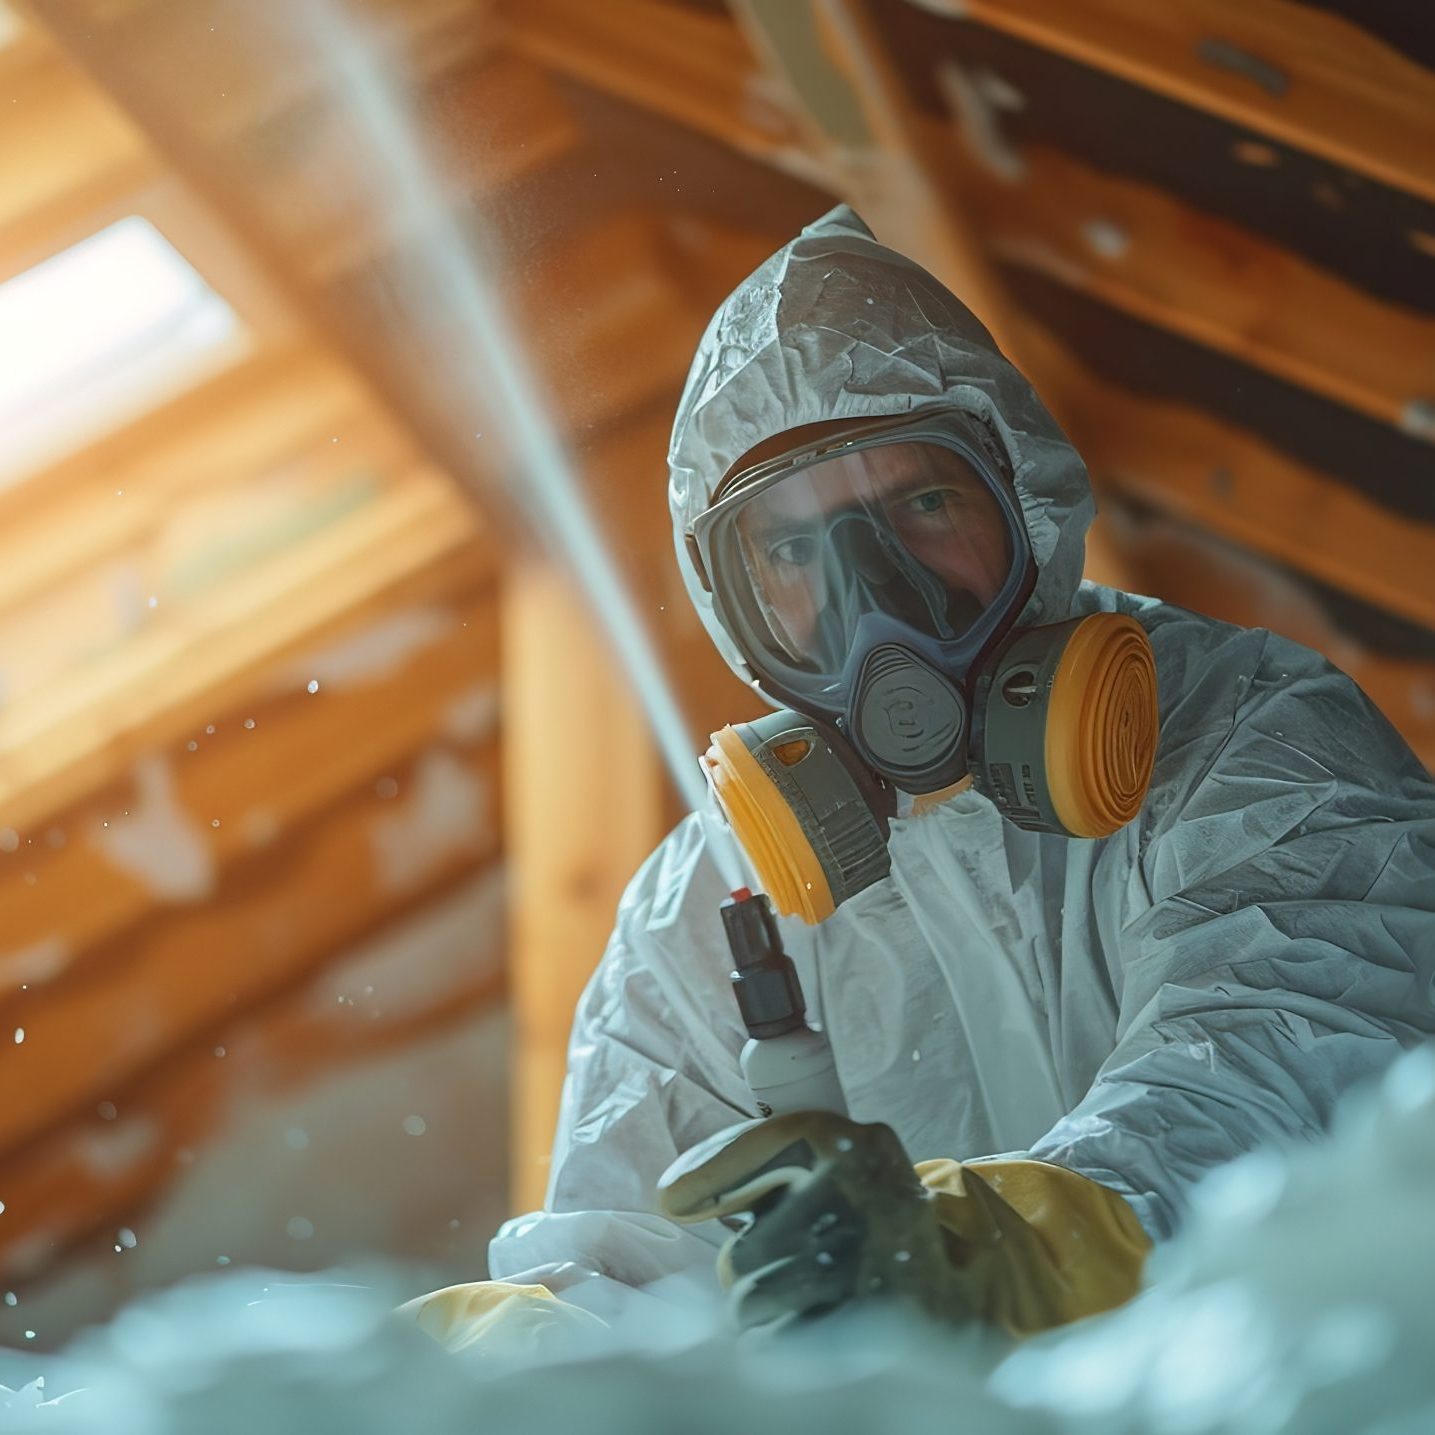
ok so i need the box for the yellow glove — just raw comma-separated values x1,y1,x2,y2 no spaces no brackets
658,1111,1149,1337
397,1280,608,1359
916,1156,1150,1335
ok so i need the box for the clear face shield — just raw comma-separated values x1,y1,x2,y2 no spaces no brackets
691,419,1032,713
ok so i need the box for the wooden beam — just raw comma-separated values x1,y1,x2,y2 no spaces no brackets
1099,500,1435,773
0,345,393,616
0,31,158,279
908,0,1435,205
28,0,532,546
0,474,477,834
496,0,815,183
1018,320,1435,635
0,574,501,1163
76,0,494,155
503,561,665,1214
254,51,583,289
0,860,505,1287
0,532,496,960
931,131,1435,440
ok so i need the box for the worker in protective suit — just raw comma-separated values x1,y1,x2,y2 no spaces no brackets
404,206,1435,1349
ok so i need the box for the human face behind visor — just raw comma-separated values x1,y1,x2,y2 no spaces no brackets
693,414,1033,716
734,440,1015,684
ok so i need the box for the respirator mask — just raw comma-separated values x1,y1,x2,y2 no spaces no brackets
685,409,1159,924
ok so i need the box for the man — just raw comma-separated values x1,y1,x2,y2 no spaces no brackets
407,207,1435,1350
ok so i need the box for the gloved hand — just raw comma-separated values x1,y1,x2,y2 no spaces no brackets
398,1280,608,1360
657,1110,1150,1337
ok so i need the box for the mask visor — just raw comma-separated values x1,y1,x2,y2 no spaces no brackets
697,431,1027,704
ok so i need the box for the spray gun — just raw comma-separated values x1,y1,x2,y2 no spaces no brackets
722,886,848,1118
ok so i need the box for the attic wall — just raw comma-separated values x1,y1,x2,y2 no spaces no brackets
0,8,509,1344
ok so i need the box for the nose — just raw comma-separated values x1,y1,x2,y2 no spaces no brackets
828,512,899,584
825,512,984,640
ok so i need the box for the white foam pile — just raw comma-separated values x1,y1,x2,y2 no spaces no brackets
4,1049,1433,1435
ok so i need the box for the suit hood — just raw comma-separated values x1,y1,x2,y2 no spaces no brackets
668,204,1094,685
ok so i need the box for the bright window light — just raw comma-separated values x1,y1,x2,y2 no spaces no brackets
0,3,20,50
0,216,249,488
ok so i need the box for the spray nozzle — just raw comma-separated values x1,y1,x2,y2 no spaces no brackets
723,889,806,1039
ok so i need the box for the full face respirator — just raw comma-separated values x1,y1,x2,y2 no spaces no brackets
685,409,1160,924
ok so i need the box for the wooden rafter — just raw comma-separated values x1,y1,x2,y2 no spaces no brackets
0,568,500,1161
0,473,476,834
69,0,493,154
497,0,815,183
1022,322,1435,635
0,25,157,279
907,0,1435,205
27,0,531,544
0,347,379,613
931,130,1435,439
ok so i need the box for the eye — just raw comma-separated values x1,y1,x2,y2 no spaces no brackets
769,535,818,566
904,488,955,516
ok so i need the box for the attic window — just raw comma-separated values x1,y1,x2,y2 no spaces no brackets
0,216,248,489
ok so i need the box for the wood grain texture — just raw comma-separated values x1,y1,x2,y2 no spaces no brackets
502,562,665,1215
0,576,500,1161
499,0,810,177
933,131,1435,437
0,853,505,1287
910,0,1435,203
1016,319,1435,637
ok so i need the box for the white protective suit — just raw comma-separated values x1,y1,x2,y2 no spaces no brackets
489,206,1435,1309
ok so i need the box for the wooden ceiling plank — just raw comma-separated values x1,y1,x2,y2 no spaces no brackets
0,442,414,705
1024,322,1435,634
496,0,817,182
0,571,499,1010
0,349,399,620
0,526,492,848
0,346,344,522
0,478,478,833
0,731,501,1182
931,130,1435,438
908,0,1435,205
